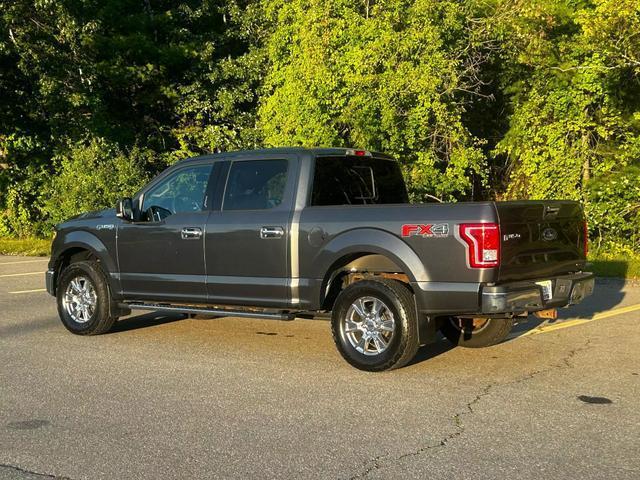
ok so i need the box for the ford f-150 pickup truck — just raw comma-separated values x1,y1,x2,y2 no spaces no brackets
46,147,595,371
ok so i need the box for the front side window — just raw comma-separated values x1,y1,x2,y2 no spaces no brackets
223,160,288,211
142,164,213,220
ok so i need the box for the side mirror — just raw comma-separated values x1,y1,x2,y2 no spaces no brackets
116,197,134,221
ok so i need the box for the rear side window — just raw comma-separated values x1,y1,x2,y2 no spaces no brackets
311,156,408,206
223,160,288,210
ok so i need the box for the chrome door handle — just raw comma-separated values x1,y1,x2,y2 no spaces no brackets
181,227,203,239
260,226,284,239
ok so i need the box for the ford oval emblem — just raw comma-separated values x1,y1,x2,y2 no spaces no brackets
542,228,558,241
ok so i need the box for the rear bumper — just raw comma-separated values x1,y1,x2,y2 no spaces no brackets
481,272,595,314
45,268,56,296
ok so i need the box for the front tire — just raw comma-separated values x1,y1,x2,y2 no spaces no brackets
440,317,514,348
56,260,117,335
331,279,419,371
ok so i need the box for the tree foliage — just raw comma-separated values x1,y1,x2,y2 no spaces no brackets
493,0,640,200
0,0,638,248
259,0,489,201
45,139,153,227
0,0,261,234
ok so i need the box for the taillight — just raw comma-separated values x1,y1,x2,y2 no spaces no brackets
459,223,500,268
583,220,588,258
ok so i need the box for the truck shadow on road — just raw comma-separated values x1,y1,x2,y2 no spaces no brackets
103,277,629,361
507,277,628,339
110,312,185,333
108,310,462,368
409,340,456,366
568,277,628,319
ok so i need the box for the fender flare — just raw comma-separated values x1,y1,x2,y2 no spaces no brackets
313,228,430,284
52,230,120,295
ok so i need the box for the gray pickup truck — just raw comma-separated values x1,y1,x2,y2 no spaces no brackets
46,148,594,371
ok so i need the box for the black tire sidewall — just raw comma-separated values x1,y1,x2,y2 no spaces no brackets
440,317,514,348
56,261,111,335
331,281,412,371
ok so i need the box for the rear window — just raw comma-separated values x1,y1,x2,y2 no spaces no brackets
311,156,408,206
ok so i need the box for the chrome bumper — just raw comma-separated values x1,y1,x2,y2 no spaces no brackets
481,272,595,314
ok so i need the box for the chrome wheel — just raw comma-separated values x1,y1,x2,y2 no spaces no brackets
62,276,97,324
343,296,395,356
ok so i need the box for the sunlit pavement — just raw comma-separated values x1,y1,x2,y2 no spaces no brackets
1,255,639,479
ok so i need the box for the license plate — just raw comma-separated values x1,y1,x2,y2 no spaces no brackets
535,280,553,301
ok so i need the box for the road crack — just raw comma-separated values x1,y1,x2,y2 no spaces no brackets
0,463,73,479
348,339,593,479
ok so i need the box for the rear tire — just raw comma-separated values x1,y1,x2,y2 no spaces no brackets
56,260,117,335
331,279,419,371
440,317,514,348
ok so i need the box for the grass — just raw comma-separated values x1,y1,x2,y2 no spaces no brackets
0,237,51,256
589,245,640,280
0,236,637,279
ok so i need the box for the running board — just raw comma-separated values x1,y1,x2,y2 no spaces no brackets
122,303,295,320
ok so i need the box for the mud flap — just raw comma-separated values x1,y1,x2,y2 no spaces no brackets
418,313,437,345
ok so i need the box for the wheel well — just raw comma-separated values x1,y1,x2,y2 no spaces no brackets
321,253,412,310
56,247,98,277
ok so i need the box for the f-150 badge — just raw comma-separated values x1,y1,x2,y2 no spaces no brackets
401,223,449,238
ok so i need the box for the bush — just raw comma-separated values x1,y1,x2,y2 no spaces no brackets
589,240,640,279
586,165,640,249
42,140,154,230
0,165,51,238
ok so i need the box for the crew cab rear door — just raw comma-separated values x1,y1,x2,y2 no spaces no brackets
204,154,299,308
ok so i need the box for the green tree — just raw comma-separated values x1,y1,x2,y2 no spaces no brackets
0,0,261,235
0,0,638,251
492,0,640,203
44,139,153,227
258,0,490,201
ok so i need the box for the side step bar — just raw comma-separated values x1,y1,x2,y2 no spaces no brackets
122,302,296,321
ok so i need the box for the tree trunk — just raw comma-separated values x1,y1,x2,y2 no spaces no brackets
581,132,590,190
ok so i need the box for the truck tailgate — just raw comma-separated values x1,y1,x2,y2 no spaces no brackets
496,201,587,282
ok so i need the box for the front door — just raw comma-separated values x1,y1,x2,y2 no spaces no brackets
205,157,296,307
117,162,215,302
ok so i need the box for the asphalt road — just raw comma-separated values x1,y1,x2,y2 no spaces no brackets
1,255,639,479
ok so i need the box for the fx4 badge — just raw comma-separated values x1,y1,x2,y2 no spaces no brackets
401,223,449,238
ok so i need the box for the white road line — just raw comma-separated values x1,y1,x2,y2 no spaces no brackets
0,259,49,265
9,288,47,294
0,271,42,278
